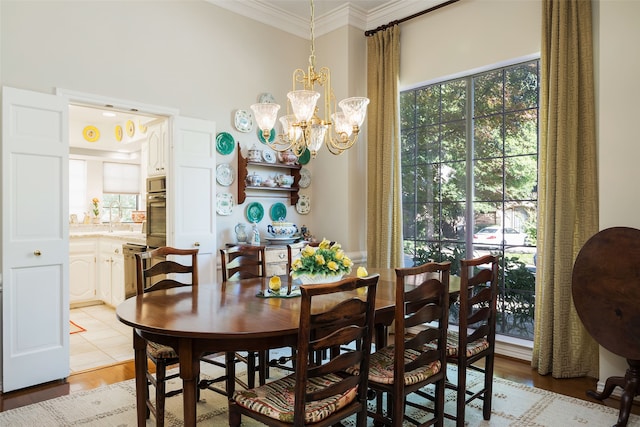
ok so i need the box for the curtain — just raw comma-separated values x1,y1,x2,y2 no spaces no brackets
366,25,402,268
532,0,599,378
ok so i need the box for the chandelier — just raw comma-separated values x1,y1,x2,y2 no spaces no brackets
250,0,369,160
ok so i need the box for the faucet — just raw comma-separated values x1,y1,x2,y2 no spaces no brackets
108,200,121,233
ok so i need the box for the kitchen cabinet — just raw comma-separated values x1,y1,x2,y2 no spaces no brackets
98,238,125,307
69,239,97,303
147,120,168,176
236,143,301,206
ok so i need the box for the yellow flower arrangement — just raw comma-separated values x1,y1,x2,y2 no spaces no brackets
91,198,100,217
290,239,353,279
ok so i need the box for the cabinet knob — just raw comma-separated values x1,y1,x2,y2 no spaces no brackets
279,253,285,259
33,250,42,256
194,242,200,247
114,248,120,254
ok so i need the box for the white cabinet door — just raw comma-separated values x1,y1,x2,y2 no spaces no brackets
147,120,167,176
170,117,217,283
97,239,125,307
69,240,97,303
2,86,70,391
97,250,112,304
110,252,125,307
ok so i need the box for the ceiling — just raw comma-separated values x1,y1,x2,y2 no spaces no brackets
207,0,451,38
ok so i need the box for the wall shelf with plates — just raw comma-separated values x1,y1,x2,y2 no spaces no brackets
236,143,301,206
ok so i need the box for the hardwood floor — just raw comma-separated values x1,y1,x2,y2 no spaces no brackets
1,355,638,417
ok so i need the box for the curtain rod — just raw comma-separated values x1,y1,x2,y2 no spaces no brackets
364,0,460,37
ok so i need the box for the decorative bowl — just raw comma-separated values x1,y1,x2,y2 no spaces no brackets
267,221,298,237
131,211,146,223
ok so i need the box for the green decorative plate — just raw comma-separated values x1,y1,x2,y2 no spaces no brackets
298,148,311,165
246,202,264,223
216,132,235,155
257,128,276,144
270,202,287,221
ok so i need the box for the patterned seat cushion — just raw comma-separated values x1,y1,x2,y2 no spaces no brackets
349,345,441,386
232,373,357,424
445,330,489,358
147,340,178,359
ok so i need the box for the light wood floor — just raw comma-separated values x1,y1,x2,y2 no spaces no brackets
1,354,638,417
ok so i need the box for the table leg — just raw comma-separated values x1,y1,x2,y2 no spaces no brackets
133,329,147,427
178,338,199,426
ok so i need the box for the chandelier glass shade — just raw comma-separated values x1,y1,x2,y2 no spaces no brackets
250,0,369,160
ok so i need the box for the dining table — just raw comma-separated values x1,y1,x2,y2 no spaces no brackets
115,267,457,426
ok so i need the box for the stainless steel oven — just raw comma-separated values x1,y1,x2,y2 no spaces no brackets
146,176,166,248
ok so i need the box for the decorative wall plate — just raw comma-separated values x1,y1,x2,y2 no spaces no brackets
299,167,311,188
246,202,264,223
82,125,100,142
296,195,311,215
270,202,287,221
216,163,234,186
262,150,276,164
234,110,253,133
126,120,135,137
216,193,234,216
298,148,311,165
257,128,276,144
114,125,123,142
216,132,235,155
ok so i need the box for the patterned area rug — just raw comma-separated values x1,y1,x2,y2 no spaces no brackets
0,352,638,426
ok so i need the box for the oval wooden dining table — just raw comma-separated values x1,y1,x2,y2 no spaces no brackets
116,268,400,426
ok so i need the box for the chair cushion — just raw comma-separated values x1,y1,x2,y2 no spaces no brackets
231,373,357,424
445,330,490,358
351,345,441,386
147,340,178,359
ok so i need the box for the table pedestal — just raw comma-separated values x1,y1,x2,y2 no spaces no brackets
587,359,640,427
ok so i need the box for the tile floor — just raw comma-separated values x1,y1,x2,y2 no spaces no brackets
69,303,134,373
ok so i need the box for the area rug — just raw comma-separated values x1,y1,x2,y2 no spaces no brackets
69,320,86,334
1,353,638,426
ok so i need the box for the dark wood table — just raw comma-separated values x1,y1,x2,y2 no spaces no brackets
116,268,400,426
572,227,640,427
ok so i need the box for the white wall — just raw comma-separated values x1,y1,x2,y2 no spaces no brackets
0,0,348,252
597,0,640,384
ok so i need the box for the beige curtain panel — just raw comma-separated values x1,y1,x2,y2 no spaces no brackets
366,25,403,269
532,0,599,378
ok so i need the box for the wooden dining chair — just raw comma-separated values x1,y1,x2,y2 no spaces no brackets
134,246,199,427
445,255,499,426
229,275,379,427
365,261,451,427
199,245,268,396
220,244,266,281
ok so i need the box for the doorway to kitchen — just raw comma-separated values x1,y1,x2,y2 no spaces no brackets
63,90,177,373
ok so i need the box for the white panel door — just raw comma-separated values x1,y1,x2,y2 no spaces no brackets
170,117,216,283
1,86,69,391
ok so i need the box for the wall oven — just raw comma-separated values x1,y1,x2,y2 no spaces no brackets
146,176,167,248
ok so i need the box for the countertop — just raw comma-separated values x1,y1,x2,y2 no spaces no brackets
70,224,146,245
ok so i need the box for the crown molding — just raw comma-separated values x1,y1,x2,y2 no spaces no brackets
206,0,451,38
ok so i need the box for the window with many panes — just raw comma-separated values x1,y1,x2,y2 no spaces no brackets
401,59,539,340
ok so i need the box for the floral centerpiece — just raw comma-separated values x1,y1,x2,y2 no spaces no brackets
290,239,353,284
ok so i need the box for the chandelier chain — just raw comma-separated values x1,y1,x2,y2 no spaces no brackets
308,0,316,70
